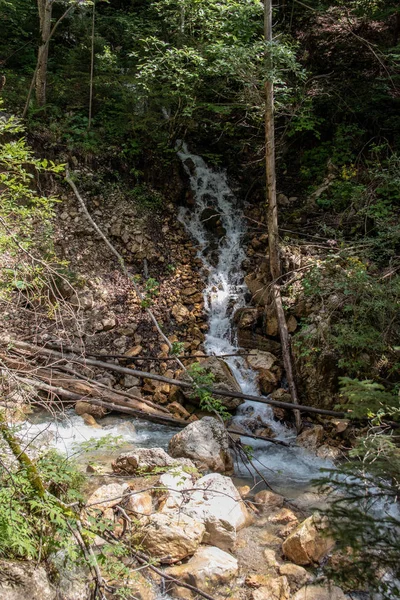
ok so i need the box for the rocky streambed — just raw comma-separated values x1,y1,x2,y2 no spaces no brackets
6,414,348,600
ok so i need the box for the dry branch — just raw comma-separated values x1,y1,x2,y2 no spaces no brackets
2,340,347,418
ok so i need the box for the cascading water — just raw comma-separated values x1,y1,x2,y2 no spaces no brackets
177,141,287,436
177,142,334,494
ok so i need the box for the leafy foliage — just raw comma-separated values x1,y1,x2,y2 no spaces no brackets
188,362,230,419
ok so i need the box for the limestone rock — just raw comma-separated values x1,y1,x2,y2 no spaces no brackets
171,303,190,323
250,577,290,600
180,472,251,551
50,553,90,600
278,564,311,592
259,369,279,395
234,307,259,329
141,513,205,564
245,274,268,306
254,490,284,512
246,350,277,372
81,413,101,428
86,483,129,512
165,546,238,599
282,514,335,566
123,374,141,388
159,466,198,512
168,417,233,474
181,357,243,410
292,585,347,600
0,560,56,600
75,401,106,419
123,491,153,520
124,572,155,600
297,426,324,451
316,445,342,461
268,508,298,526
112,447,195,475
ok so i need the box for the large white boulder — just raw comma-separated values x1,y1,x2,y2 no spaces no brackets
165,546,238,599
168,417,233,474
158,466,198,512
180,473,251,551
141,512,205,564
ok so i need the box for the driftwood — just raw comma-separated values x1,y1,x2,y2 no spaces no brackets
4,340,347,418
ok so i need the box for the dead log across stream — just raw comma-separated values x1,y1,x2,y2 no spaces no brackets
4,340,347,418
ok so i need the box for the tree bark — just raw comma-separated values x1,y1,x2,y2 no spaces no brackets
36,0,53,106
264,0,302,431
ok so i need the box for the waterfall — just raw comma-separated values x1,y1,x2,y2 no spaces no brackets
176,142,287,438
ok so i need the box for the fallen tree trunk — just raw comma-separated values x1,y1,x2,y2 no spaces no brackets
1,354,166,416
3,340,347,418
4,372,289,444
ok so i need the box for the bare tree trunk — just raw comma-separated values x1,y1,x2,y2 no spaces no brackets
88,0,95,129
36,0,53,107
264,0,302,431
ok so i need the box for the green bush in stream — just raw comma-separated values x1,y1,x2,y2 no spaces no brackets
188,362,230,420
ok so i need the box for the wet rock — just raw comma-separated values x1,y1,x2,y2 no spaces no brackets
112,448,195,475
296,426,324,451
81,413,101,428
168,417,233,474
316,445,342,461
165,546,238,599
282,513,335,566
278,564,311,592
292,585,346,600
250,577,290,600
0,560,56,600
179,472,251,551
233,307,259,329
141,513,205,564
86,483,129,512
246,350,277,372
200,207,226,238
75,401,107,419
254,490,284,512
259,369,279,394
